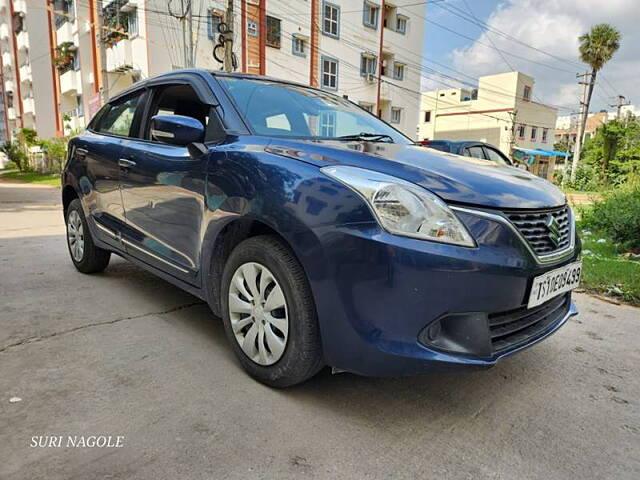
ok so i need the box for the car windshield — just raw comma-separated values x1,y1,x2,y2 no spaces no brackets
217,76,411,144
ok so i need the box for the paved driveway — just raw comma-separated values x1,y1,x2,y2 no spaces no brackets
1,180,638,479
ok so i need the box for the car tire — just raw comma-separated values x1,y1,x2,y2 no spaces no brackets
66,199,111,274
221,235,323,387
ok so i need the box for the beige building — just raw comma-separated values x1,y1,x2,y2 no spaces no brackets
0,0,426,140
418,71,558,158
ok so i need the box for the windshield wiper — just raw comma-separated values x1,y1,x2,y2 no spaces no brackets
335,132,395,143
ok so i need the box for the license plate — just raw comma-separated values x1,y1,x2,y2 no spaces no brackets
528,261,582,309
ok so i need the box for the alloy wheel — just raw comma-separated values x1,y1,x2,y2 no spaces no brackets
228,262,289,365
67,210,84,262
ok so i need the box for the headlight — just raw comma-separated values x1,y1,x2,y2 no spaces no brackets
322,166,475,247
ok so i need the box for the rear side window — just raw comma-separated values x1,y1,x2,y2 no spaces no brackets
96,92,144,137
466,146,485,159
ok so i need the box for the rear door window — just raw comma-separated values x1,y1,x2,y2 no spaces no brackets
483,147,509,165
465,146,486,159
96,91,145,138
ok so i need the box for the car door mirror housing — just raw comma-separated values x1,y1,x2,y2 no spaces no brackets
150,115,205,146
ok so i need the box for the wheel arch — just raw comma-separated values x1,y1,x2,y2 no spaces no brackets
62,184,79,215
201,215,326,318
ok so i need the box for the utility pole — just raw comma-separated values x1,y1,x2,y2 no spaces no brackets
566,72,590,185
188,0,194,67
611,94,630,120
98,0,109,103
223,0,235,72
508,110,517,158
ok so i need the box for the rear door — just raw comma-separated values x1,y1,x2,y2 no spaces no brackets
77,90,147,249
118,83,216,285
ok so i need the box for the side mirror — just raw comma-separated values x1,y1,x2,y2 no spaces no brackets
150,115,204,146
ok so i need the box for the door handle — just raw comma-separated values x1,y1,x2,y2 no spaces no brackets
75,148,88,158
118,158,137,168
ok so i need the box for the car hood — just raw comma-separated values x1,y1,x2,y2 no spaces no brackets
267,139,566,209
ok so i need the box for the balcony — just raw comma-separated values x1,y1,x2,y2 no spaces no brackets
4,79,13,92
56,21,74,44
0,23,9,41
106,39,133,73
7,106,15,120
22,96,35,115
16,31,28,51
60,69,79,95
13,0,26,14
19,63,31,82
2,50,11,68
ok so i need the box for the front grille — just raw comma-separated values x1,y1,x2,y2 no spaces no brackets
505,206,571,255
489,293,570,353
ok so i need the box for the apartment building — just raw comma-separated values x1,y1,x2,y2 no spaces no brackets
0,0,426,140
418,72,558,156
0,0,58,139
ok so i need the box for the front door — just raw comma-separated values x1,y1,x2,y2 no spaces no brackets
80,90,146,249
119,83,214,285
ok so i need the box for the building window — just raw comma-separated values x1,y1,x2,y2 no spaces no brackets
360,54,376,76
320,111,336,137
523,85,531,101
266,16,281,48
247,20,258,37
391,107,402,124
128,7,138,37
542,128,548,142
531,127,537,141
363,1,379,29
393,62,404,80
321,56,338,90
518,125,525,138
292,36,306,57
54,0,73,28
208,11,223,38
396,15,408,34
424,111,431,122
323,2,340,38
359,102,374,113
76,94,83,117
72,50,80,71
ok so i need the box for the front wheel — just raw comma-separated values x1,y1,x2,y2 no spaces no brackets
221,236,323,387
66,199,111,274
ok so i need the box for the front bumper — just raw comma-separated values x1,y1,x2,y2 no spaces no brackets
306,210,580,376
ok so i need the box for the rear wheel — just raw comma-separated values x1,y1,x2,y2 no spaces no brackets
66,199,111,273
221,235,323,387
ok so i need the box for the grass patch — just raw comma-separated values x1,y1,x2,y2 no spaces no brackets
0,170,60,186
578,223,640,306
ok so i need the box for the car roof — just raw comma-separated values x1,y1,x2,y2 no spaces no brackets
108,69,311,103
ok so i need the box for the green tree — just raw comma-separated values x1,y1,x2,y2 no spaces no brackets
599,120,625,180
569,24,621,183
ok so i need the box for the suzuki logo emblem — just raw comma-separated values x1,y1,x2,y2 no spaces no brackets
545,216,561,247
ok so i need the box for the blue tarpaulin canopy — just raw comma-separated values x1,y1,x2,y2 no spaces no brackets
514,147,570,158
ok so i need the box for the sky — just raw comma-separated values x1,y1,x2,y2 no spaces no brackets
422,0,640,116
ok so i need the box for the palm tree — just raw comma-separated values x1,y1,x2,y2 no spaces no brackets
569,24,621,183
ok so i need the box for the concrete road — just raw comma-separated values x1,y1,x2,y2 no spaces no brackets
1,180,639,480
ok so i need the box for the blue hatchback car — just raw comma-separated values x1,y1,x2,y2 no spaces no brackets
62,70,581,387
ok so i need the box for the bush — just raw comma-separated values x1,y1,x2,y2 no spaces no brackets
581,175,640,249
0,141,27,171
564,162,600,191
